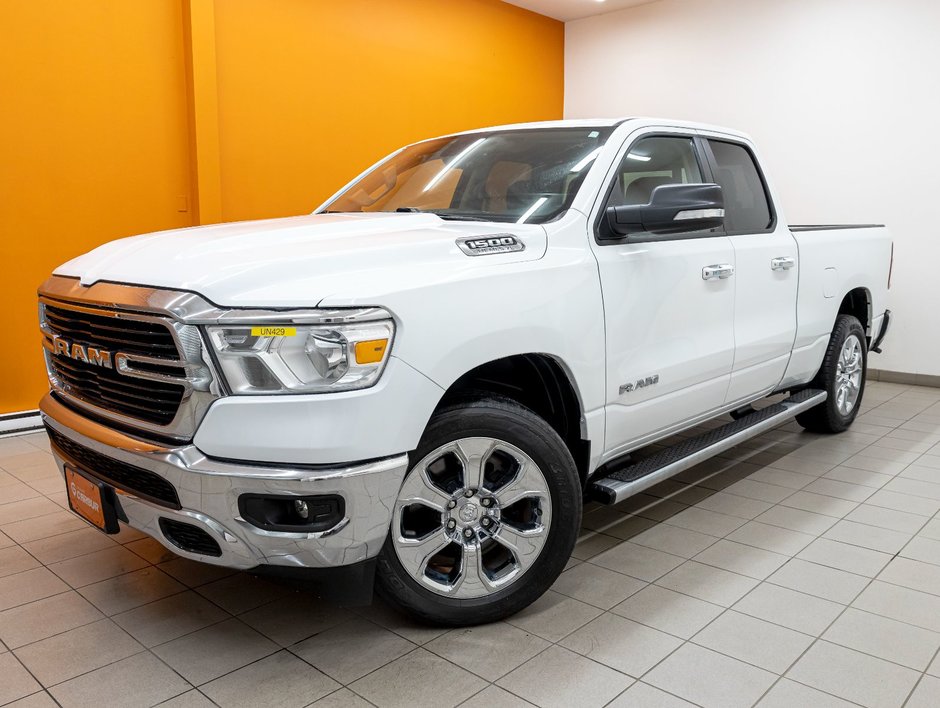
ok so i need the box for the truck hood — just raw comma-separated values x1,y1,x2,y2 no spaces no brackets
55,213,547,307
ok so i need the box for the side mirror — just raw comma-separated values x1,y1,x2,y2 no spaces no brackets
605,183,724,238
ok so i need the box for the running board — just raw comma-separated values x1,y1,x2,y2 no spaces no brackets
590,389,827,505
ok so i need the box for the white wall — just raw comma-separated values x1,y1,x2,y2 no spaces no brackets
566,0,940,377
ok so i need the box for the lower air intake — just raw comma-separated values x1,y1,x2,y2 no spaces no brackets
158,518,222,557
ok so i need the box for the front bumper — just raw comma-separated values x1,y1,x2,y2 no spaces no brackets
40,392,409,570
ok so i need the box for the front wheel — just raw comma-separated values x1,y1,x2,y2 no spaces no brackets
376,396,581,626
796,314,867,433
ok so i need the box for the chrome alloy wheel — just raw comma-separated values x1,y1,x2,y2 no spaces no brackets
835,334,863,415
391,437,552,599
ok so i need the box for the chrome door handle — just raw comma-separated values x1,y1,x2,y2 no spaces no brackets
771,256,796,271
702,264,735,280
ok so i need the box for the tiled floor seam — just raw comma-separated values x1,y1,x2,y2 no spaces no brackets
674,565,932,703
491,642,631,708
174,638,280,689
14,690,64,708
762,565,870,604
282,621,417,686
9,612,227,696
0,592,104,650
744,568,881,708
901,642,940,707
600,681,707,708
16,644,153,690
3,647,52,705
600,618,701,704
133,650,199,706
152,688,221,707
634,528,727,562
455,683,500,707
335,645,466,705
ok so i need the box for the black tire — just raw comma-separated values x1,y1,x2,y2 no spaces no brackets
796,314,867,433
376,395,581,626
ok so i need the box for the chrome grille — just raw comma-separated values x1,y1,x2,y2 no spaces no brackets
48,352,185,425
43,305,179,358
42,303,186,426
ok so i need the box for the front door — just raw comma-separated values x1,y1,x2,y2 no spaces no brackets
591,132,736,461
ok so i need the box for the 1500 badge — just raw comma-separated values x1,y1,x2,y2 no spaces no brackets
456,235,525,256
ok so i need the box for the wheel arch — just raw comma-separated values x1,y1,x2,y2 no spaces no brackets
435,353,591,485
838,287,873,342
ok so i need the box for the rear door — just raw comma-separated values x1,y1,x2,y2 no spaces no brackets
701,136,798,403
590,130,736,460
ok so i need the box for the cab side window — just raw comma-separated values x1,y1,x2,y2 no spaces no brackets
599,135,704,238
706,140,773,233
606,136,703,209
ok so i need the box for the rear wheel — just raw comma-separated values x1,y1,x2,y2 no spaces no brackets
376,396,581,626
796,314,867,433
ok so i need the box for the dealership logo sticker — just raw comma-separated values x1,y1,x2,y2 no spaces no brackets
456,235,525,256
70,480,101,514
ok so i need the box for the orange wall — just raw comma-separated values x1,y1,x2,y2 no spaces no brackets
0,0,563,415
214,0,565,221
0,1,195,415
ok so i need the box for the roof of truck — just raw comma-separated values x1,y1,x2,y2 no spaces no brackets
447,117,750,140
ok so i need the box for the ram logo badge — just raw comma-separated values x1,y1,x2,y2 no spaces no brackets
620,374,659,395
51,335,113,369
456,234,525,256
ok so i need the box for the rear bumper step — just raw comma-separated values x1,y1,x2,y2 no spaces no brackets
590,389,827,505
870,309,891,354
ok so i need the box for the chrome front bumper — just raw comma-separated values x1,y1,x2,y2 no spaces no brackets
40,393,409,570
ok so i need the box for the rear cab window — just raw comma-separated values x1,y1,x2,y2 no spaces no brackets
705,139,774,234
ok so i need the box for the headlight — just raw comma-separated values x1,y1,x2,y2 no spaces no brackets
205,320,394,394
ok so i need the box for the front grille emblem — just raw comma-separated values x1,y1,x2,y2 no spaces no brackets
51,335,112,369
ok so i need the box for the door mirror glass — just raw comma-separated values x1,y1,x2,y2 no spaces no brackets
605,183,724,237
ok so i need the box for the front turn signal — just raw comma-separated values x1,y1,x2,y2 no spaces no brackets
355,338,388,364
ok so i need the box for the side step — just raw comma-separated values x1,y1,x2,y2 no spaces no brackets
590,389,827,505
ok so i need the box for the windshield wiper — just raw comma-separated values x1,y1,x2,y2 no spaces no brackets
392,207,494,222
434,213,495,222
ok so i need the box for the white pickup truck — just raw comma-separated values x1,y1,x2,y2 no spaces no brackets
38,118,892,625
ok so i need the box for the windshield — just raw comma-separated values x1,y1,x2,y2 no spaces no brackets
323,127,614,224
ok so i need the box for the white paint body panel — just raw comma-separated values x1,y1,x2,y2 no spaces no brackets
592,234,736,460
53,118,891,472
192,357,444,464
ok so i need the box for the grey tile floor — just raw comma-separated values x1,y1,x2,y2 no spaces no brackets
2,380,940,707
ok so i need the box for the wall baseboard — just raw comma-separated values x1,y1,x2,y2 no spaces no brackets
868,368,940,389
0,410,43,436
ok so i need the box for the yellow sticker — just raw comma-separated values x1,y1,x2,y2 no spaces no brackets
250,326,297,337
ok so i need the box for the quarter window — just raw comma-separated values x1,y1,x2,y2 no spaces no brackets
706,140,772,233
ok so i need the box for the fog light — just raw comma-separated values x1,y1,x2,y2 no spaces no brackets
238,494,344,532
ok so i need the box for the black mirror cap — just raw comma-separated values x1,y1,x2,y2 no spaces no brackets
605,183,724,238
